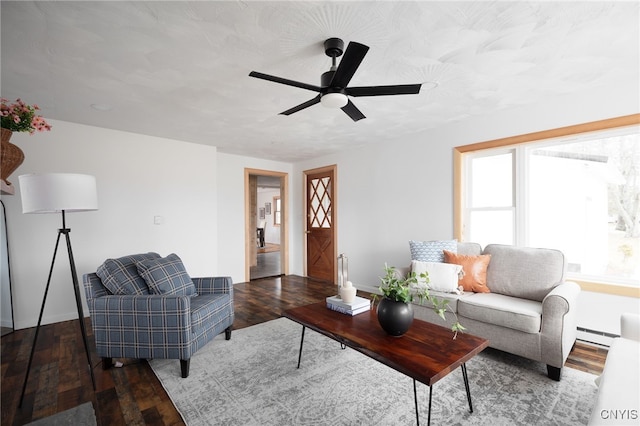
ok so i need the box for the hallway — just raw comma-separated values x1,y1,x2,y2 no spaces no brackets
250,250,281,279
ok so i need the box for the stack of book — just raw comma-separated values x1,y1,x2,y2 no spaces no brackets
326,295,371,316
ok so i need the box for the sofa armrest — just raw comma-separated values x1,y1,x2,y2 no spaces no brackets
87,294,193,359
89,294,191,323
540,281,581,367
543,280,581,311
621,313,640,341
192,276,233,296
395,266,411,278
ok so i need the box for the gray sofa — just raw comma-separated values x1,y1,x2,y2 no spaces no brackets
408,242,581,380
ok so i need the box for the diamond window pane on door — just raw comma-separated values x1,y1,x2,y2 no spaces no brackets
310,177,332,229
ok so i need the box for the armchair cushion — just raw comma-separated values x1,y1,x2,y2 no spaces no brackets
96,252,161,295
136,253,197,297
190,293,233,333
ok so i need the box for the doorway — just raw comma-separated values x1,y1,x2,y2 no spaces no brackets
304,165,337,283
245,169,288,281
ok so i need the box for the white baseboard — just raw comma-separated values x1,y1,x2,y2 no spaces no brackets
355,283,379,295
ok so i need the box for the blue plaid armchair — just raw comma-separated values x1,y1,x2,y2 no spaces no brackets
83,252,234,378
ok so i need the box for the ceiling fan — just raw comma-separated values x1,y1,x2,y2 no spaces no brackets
249,38,422,122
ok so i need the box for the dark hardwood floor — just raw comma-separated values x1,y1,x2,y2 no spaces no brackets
2,275,607,425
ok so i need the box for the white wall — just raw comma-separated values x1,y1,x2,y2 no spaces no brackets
2,120,219,329
291,82,640,336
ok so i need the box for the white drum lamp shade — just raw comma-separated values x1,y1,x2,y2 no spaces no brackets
321,92,348,108
19,173,98,214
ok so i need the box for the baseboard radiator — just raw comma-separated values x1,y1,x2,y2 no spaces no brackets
576,326,619,347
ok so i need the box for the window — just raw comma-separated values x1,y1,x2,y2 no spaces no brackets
455,115,640,294
466,150,515,246
273,196,281,226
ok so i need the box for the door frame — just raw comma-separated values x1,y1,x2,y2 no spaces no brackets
244,168,289,282
303,164,338,282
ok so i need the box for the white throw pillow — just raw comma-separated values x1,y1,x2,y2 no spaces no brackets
411,260,462,293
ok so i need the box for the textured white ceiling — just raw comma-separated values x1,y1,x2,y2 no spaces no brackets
1,1,638,162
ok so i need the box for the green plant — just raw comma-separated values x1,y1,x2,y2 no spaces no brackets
372,263,465,339
1,98,51,133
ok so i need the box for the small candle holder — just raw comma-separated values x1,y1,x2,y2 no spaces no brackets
337,253,348,298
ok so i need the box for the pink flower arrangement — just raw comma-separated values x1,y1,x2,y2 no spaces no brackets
1,98,52,134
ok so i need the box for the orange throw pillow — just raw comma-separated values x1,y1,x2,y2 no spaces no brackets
443,250,491,293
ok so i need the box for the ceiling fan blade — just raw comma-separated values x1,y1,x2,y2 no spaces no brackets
249,71,322,92
341,100,366,122
346,84,422,97
280,95,321,116
330,42,369,89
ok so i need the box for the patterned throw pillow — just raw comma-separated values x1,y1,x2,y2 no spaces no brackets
136,253,197,297
96,252,161,295
443,250,491,293
409,240,457,263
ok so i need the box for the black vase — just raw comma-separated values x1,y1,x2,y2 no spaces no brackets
376,298,414,336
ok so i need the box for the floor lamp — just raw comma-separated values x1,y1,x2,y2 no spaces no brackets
17,173,98,407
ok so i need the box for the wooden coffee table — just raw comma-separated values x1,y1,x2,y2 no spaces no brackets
282,301,489,426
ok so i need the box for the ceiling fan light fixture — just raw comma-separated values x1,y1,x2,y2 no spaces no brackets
321,92,348,108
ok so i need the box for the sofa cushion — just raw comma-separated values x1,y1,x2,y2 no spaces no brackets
96,252,161,295
458,293,542,334
411,260,462,293
483,244,566,302
409,239,457,262
444,250,491,293
456,242,482,256
136,253,197,297
414,290,474,313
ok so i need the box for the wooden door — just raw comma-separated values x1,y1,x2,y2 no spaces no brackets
305,167,336,283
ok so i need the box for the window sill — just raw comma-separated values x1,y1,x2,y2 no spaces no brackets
573,279,640,298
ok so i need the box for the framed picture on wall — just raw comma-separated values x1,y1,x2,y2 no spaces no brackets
259,208,265,220
265,202,271,215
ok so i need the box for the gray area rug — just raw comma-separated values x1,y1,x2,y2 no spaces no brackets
149,318,598,425
26,402,96,426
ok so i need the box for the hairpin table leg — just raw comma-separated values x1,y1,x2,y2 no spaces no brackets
461,363,473,413
296,326,306,369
